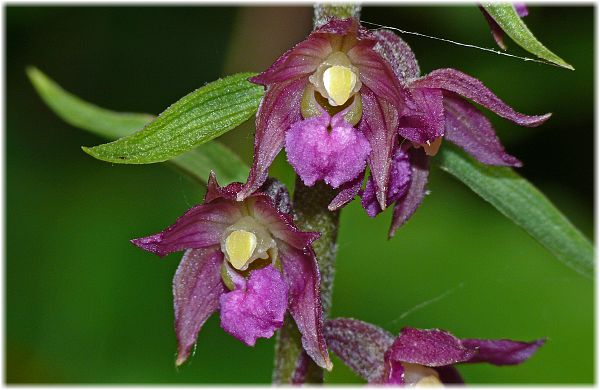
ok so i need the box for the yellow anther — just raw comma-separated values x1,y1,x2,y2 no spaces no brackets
323,65,357,106
224,230,257,270
415,375,443,387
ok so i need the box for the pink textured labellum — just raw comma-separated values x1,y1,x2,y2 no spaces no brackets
220,265,288,346
285,110,371,188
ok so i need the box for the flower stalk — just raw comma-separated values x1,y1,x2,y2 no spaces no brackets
271,4,361,384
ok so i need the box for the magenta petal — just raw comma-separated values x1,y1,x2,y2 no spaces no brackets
372,29,420,81
359,87,399,210
173,248,226,365
461,337,545,366
219,265,287,346
480,6,508,50
410,68,551,127
388,327,476,367
250,35,331,85
389,147,429,238
324,318,395,383
204,172,243,203
399,87,445,143
444,92,522,167
328,170,365,211
237,76,308,201
515,3,529,17
279,241,331,370
252,196,320,249
285,112,370,189
348,41,404,105
361,147,411,217
131,201,242,257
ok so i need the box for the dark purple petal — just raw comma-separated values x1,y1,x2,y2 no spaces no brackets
388,327,476,367
410,68,551,127
461,337,545,366
515,3,529,17
347,41,404,106
480,6,508,50
220,265,287,346
204,172,243,203
372,29,420,81
434,365,465,384
173,247,226,366
361,147,411,217
398,87,445,144
314,17,357,36
252,197,320,249
131,201,242,257
382,350,405,384
324,318,395,383
443,92,522,167
328,170,365,211
237,76,308,201
389,147,429,238
285,111,370,189
359,87,399,210
250,35,332,85
279,241,331,370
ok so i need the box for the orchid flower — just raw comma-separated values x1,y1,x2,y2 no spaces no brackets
236,18,405,213
358,28,551,237
325,318,545,385
132,173,331,369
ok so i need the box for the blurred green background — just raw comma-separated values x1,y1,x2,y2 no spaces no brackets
6,5,593,384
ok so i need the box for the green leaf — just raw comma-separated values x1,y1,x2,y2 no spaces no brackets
434,145,593,278
482,3,574,70
27,66,249,184
81,72,263,164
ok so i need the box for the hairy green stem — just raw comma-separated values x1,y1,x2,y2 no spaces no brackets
272,4,361,385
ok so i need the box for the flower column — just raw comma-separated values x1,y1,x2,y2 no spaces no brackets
272,4,362,384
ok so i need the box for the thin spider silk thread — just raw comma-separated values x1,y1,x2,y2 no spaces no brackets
361,20,560,69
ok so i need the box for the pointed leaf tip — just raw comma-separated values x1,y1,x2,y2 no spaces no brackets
483,4,574,70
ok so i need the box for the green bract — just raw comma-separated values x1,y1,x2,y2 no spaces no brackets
435,145,593,278
80,72,263,164
482,3,574,70
27,67,249,184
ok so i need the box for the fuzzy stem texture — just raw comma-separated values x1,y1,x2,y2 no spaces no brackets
272,4,361,384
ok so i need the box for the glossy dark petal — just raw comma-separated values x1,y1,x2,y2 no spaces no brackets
398,87,445,144
410,68,551,127
372,29,420,81
348,40,404,106
204,172,243,203
324,318,395,383
358,87,399,210
328,170,365,211
389,147,429,238
480,6,508,50
361,147,411,217
388,327,476,367
131,201,242,257
250,34,331,85
434,365,465,384
237,76,308,201
219,265,287,346
444,92,522,167
173,248,226,366
252,197,320,249
280,241,331,370
462,337,546,366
